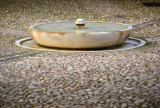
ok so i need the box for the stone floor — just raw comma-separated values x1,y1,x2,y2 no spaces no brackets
0,0,160,107
0,42,160,107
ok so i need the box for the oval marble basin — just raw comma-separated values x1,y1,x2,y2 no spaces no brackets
28,21,132,49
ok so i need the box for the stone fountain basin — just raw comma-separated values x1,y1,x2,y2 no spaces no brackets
28,21,132,49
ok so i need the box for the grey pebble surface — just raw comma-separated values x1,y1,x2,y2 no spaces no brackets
0,0,160,107
0,47,160,107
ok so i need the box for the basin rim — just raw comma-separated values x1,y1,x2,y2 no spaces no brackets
28,21,133,34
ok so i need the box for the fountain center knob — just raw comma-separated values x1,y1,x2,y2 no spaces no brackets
75,19,85,26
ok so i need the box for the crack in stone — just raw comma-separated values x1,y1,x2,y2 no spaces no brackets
133,18,160,31
0,52,41,62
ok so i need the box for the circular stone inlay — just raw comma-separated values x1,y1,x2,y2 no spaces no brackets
15,37,146,52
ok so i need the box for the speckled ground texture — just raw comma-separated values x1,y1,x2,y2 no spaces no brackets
0,0,160,107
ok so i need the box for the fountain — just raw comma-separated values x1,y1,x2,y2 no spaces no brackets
15,19,146,51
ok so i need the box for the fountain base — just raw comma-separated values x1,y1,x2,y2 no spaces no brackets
15,37,146,52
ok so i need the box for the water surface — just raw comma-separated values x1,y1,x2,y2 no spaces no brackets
34,21,128,33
